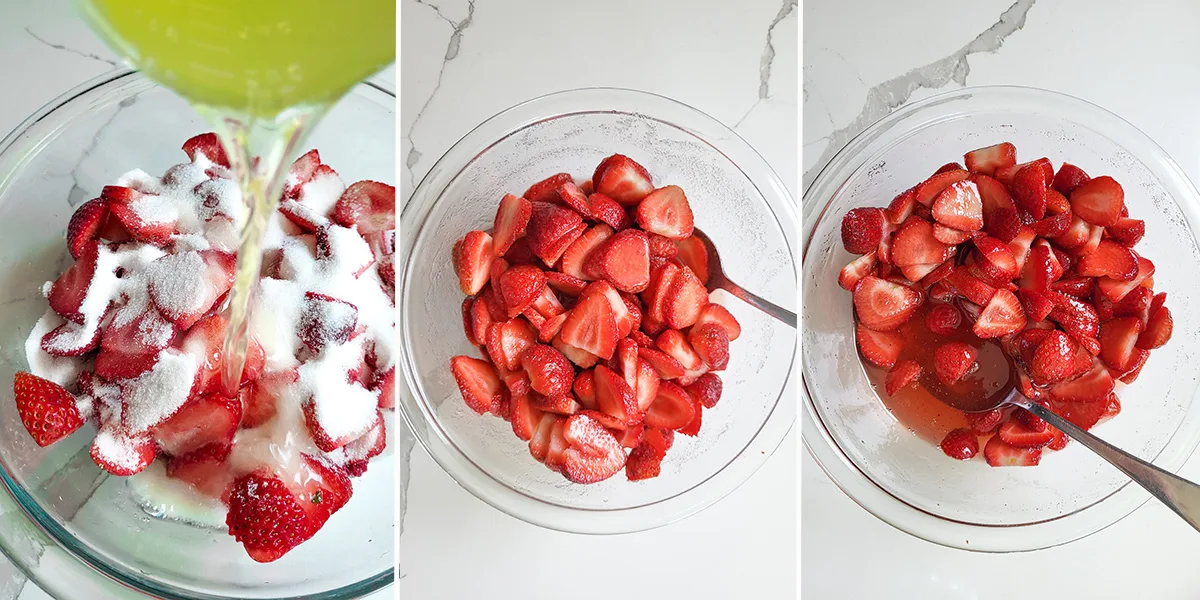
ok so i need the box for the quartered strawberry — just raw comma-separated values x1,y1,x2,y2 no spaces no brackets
973,289,1026,338
561,224,614,281
90,427,157,476
523,173,574,204
946,268,997,306
13,372,85,447
147,250,236,329
688,323,730,371
972,234,1019,279
1107,218,1145,247
1098,316,1144,370
644,381,696,430
856,323,903,368
852,276,922,331
545,271,588,297
1069,175,1124,227
983,435,1042,467
1049,360,1114,403
593,154,654,205
839,252,879,292
153,392,241,457
932,224,972,245
635,185,693,240
840,207,885,254
182,132,230,167
1019,289,1056,322
280,149,321,200
588,192,633,230
939,428,979,460
1030,330,1075,384
694,303,741,341
638,347,686,380
647,233,679,260
931,180,983,231
984,207,1021,243
452,230,494,295
673,235,709,284
450,356,504,414
1097,255,1154,302
95,307,177,380
885,188,918,224
593,365,640,428
885,360,922,395
1138,304,1172,349
104,186,179,246
1077,240,1137,281
66,198,110,259
559,286,620,360
330,180,395,237
484,319,536,371
1052,163,1090,196
1030,210,1072,238
495,264,547,318
913,169,970,206
1048,291,1099,346
555,181,593,218
963,142,1017,176
1011,163,1048,220
521,344,574,397
48,241,101,324
1048,394,1109,430
297,292,358,354
40,320,102,357
587,229,650,293
559,413,627,484
890,219,951,270
492,193,533,257
972,173,1017,218
933,342,977,385
530,393,581,416
934,162,965,174
967,409,1005,434
526,201,585,266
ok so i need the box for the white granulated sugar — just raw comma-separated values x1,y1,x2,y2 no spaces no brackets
249,278,305,370
297,171,346,216
115,169,164,194
193,177,244,224
40,281,52,297
91,375,122,425
203,217,240,253
303,295,357,351
129,194,180,226
319,225,375,277
25,311,87,387
301,363,377,442
135,309,176,348
128,461,228,529
121,350,198,433
41,318,100,354
92,428,145,471
170,234,211,253
277,236,318,281
145,252,208,318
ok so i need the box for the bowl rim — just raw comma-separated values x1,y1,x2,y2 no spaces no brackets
0,67,396,600
801,84,1200,552
398,86,798,535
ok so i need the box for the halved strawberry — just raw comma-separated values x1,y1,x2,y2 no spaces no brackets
637,348,686,380
885,188,918,224
545,271,588,297
153,392,240,457
1052,163,1090,196
890,219,951,270
694,303,741,341
932,224,973,245
492,193,533,257
48,241,102,324
330,180,395,237
495,264,547,318
450,356,504,414
1048,395,1109,430
452,230,494,295
922,303,959,335
963,142,1016,176
90,427,156,475
1030,330,1075,384
836,252,880,292
984,434,1042,466
95,307,177,380
588,192,632,230
1098,316,1144,370
972,174,1017,218
182,132,230,167
913,169,970,206
644,381,696,430
594,155,653,206
593,365,640,428
280,149,321,200
885,360,922,395
1138,305,1172,349
931,180,983,231
523,173,574,204
558,413,627,484
1097,255,1154,302
635,185,693,240
856,323,903,368
1049,360,1114,403
933,342,977,385
1048,291,1100,343
104,186,178,246
555,181,593,218
1045,188,1071,215
662,265,709,330
13,372,85,447
939,428,979,460
226,472,315,563
586,229,650,293
484,319,536,371
1011,163,1048,220
521,344,574,397
840,207,885,254
509,394,544,441
1077,240,1137,281
297,292,358,354
1070,175,1124,227
852,276,922,331
526,201,585,265
558,288,620,360
973,289,1026,338
66,198,110,259
1107,218,1145,247
688,323,730,371
561,224,614,281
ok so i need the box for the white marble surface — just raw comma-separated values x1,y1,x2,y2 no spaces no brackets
399,0,797,598
803,1,1200,598
0,1,394,598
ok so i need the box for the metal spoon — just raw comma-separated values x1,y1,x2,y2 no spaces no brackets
690,228,796,328
931,355,1200,532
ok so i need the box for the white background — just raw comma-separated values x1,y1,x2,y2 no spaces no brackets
399,0,798,599
804,1,1200,598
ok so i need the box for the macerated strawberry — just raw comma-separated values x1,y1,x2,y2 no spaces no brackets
555,181,593,218
1052,163,1090,196
153,392,240,457
1097,255,1154,302
592,155,654,206
932,224,973,245
635,185,693,240
913,169,970,206
1019,288,1056,322
451,356,504,414
945,268,997,306
13,372,85,447
933,342,977,386
840,207,885,254
688,323,730,371
984,207,1021,243
973,289,1026,338
47,241,102,324
673,235,709,284
588,192,632,230
593,365,640,428
644,381,695,430
998,419,1054,448
885,360,922,395
1011,163,1048,220
983,435,1042,467
521,344,574,398
526,201,585,266
964,142,1017,176
1107,217,1145,247
1048,360,1114,403
967,409,1005,434
890,219,951,269
494,264,547,318
1030,210,1072,238
663,266,709,330
586,228,650,293
559,413,626,484
931,180,983,232
939,428,979,460
522,173,574,204
90,427,157,476
924,303,961,335
1137,305,1172,349
856,323,903,368
1098,316,1144,371
1030,330,1075,384
1070,175,1124,227
972,234,1019,279
489,193,532,257
451,230,493,295
1077,240,1137,281
852,276,922,332
885,188,918,224
693,303,741,341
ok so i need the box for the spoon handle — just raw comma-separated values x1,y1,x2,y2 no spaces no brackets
1019,397,1200,531
717,281,797,329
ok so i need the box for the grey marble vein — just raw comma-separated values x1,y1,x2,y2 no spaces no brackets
735,0,797,128
64,96,138,209
23,27,118,68
801,0,1035,190
404,0,476,191
396,411,415,566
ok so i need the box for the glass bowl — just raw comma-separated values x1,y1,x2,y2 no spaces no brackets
0,70,395,598
802,85,1200,552
399,87,797,534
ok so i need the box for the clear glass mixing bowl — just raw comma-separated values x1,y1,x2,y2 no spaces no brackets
0,70,395,599
399,87,797,534
802,85,1200,552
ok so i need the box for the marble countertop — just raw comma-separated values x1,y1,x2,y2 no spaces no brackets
399,0,797,598
804,1,1200,598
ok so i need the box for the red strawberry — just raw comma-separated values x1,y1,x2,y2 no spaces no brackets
13,372,85,447
48,241,101,324
685,372,723,409
983,435,1042,467
852,276,921,331
281,149,321,199
688,323,730,371
664,266,709,330
239,369,296,428
840,207,885,254
885,360,922,395
984,207,1021,243
587,229,650,293
182,132,230,167
1019,289,1055,322
1077,240,1137,281
626,436,666,481
1052,163,1090,196
885,188,918,224
931,180,983,231
90,427,156,475
484,319,536,371
1030,330,1075,384
946,268,997,306
451,230,494,295
973,174,1017,217
147,250,236,329
1070,176,1124,227
66,198,110,259
40,320,102,357
856,323,903,368
165,443,235,501
973,289,1026,338
103,187,177,246
644,381,695,430
932,224,973,245
594,154,654,205
890,219,951,268
561,224,614,280
510,394,544,441
639,348,686,379
1011,163,1048,220
933,342,977,385
676,393,703,436
523,173,574,204
559,287,620,360
521,344,574,397
1047,396,1108,430
1048,360,1114,403
1137,305,1172,349
153,392,241,457
95,308,176,380
495,264,546,317
963,142,1017,176
1048,291,1099,344
934,162,965,174
967,409,1005,434
530,393,581,416
1013,328,1053,367
1045,189,1071,215
694,303,741,341
330,180,395,236
647,233,679,259
1107,218,1145,247
837,251,876,291
924,303,961,335
545,271,588,296
587,192,633,230
674,235,709,284
1098,316,1143,370
555,181,593,218
492,193,532,257
1030,210,1072,238
450,356,504,414
655,329,704,370
297,292,358,354
559,413,627,484
635,185,694,240
593,365,640,428
526,201,585,265
1097,255,1154,302
939,428,979,460
913,169,970,206
972,234,1019,279
226,472,317,563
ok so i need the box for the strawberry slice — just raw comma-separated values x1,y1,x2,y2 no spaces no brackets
885,188,918,224
545,271,588,296
523,173,574,204
558,287,620,360
587,192,633,230
526,201,585,265
95,307,177,380
685,372,723,409
885,360,922,395
153,392,241,457
924,304,961,335
939,428,979,460
983,435,1042,467
840,207,885,254
673,235,709,283
933,342,977,385
66,198,110,259
852,276,921,331
1048,360,1114,403
1076,240,1137,281
984,207,1021,243
1107,217,1144,247
521,344,574,397
1138,304,1172,349
1030,330,1075,384
664,265,709,330
492,193,533,257
13,372,85,447
495,264,546,318
90,427,156,475
1048,395,1109,430
635,185,693,240
146,250,236,330
1052,163,1090,195
297,292,358,354
963,142,1016,176
1097,255,1154,302
967,409,1005,434
890,219,951,269
530,393,581,416
281,149,321,200
913,169,970,206
1030,210,1072,238
593,154,654,206
694,303,741,341
1011,163,1048,220
48,241,102,324
586,229,650,293
555,181,593,218
559,413,627,484
451,230,494,296
104,186,178,246
561,224,614,281
226,472,316,563
165,443,235,501
644,381,696,430
638,348,686,379
450,356,504,415
510,394,544,441
856,323,903,368
972,234,1019,279
238,368,296,428
932,224,973,245
593,365,640,428
331,180,395,235
972,174,1017,218
931,180,983,231
181,132,230,167
973,289,1026,338
1069,175,1124,227
1098,316,1143,370
1019,289,1056,322
946,268,997,306
484,319,536,371
688,323,730,371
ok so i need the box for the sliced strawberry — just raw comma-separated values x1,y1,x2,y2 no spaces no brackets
1097,255,1154,302
688,323,730,371
635,185,693,240
972,234,1019,279
840,207,885,254
521,344,574,397
1030,330,1075,384
1019,289,1056,322
593,365,640,428
932,224,973,245
1011,163,1048,220
1070,175,1124,227
885,188,918,224
693,303,741,341
972,174,1017,218
526,201,585,266
530,392,581,416
1077,240,1137,281
890,219,951,268
280,149,321,200
967,409,1005,434
655,265,706,330
1048,360,1114,403
839,253,878,291
931,180,983,231
153,392,240,457
494,264,547,318
647,233,679,260
90,427,156,475
523,173,574,204
973,289,1026,338
239,368,296,428
586,229,650,293
655,329,704,371
47,241,101,324
555,182,593,218
451,230,494,296
1098,316,1144,370
934,162,965,174
594,154,653,205
1047,395,1108,430
181,132,230,167
558,286,620,360
587,192,632,230
1048,291,1100,345
545,271,587,297
104,187,178,246
1045,188,1071,215
297,292,358,354
644,381,696,430
509,394,544,441
1107,217,1145,247
946,268,997,306
1137,305,1172,349
482,319,535,371
95,308,176,380
680,372,721,410
165,443,235,501
856,323,903,368
852,276,921,332
1030,210,1072,238
329,180,395,237
672,235,708,283
490,193,533,257
450,356,504,414
922,304,960,335
226,471,320,563
146,250,236,330
637,348,686,380
1052,163,1090,196
13,372,85,447
913,169,970,206
885,360,922,395
1008,226,1037,273
963,142,1017,176
558,413,626,484
561,224,614,281
984,207,1021,243
933,342,976,385
939,428,979,460
66,198,110,259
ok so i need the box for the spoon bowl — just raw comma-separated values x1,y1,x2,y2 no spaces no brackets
691,228,796,328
